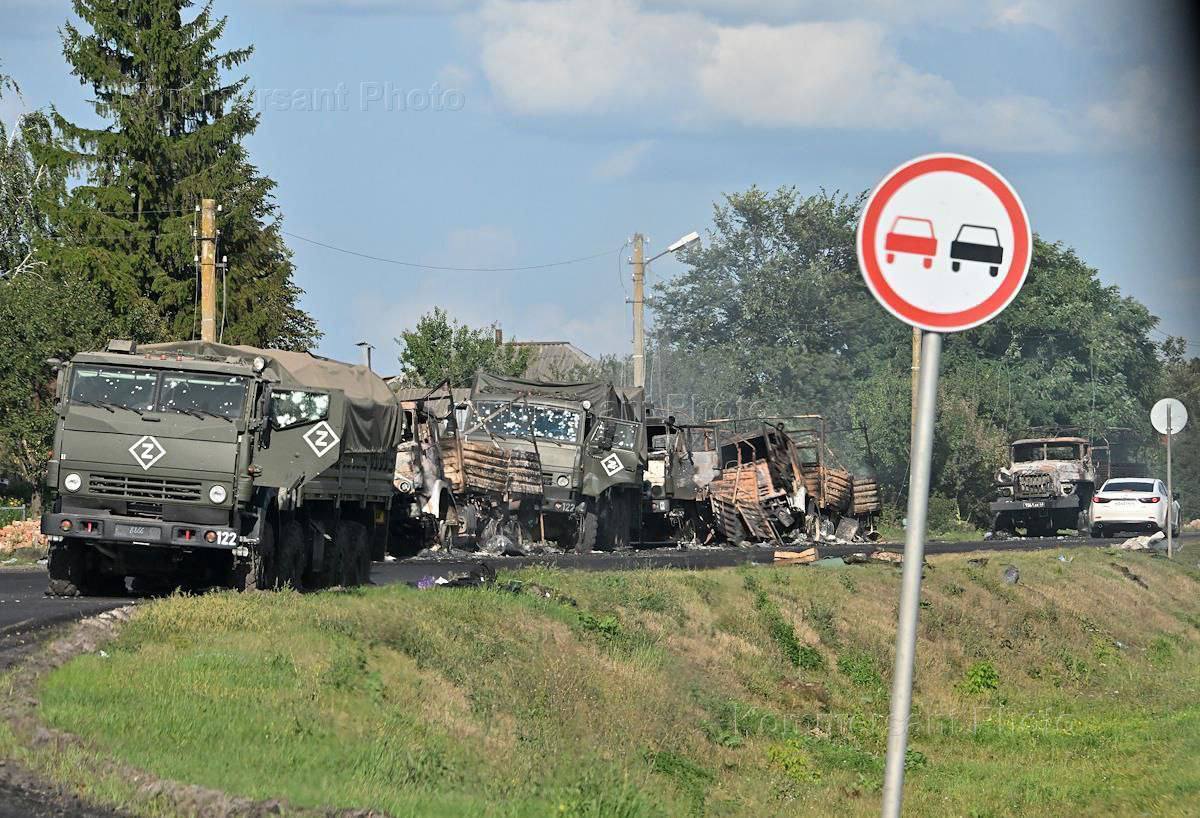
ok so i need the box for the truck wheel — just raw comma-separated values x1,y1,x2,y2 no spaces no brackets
277,520,307,590
575,510,598,554
351,522,371,585
46,539,88,597
324,521,352,587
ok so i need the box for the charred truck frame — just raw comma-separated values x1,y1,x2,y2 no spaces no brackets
439,374,645,552
989,436,1096,537
42,340,401,595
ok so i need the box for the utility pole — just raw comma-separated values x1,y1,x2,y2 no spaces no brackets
199,198,217,343
631,233,646,389
910,327,922,445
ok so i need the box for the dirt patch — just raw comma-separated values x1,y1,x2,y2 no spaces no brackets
2,607,391,818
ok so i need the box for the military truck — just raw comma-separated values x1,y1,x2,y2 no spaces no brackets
989,436,1096,537
439,373,644,552
41,340,401,595
641,417,719,543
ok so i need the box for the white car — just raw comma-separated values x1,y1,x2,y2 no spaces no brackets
1089,478,1181,538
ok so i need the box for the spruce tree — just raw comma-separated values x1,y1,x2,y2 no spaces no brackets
44,0,320,348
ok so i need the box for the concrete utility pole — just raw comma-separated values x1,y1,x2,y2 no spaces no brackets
631,233,646,389
199,198,217,343
910,327,922,445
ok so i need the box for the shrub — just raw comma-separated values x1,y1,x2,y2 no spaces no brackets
962,661,1000,694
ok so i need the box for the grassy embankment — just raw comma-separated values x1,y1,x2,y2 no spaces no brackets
4,548,1200,817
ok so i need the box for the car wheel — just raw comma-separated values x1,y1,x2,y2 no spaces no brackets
989,266,999,277
951,260,960,272
1089,526,1101,539
886,252,895,263
922,257,932,269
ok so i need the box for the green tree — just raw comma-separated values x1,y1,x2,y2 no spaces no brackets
40,0,319,349
396,308,530,387
653,186,1166,523
1159,340,1199,521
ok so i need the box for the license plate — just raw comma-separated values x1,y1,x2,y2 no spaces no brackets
1022,501,1046,509
115,523,161,541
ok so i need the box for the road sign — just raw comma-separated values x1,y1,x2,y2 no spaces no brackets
862,154,1032,818
857,153,1032,332
1151,398,1188,435
1151,398,1187,561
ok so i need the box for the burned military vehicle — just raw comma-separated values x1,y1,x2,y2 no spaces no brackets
702,416,881,545
42,340,401,595
641,417,719,543
989,436,1095,537
439,373,644,552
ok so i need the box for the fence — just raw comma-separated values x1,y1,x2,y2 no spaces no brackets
0,506,29,527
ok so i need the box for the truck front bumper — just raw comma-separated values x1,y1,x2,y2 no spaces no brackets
989,495,1080,514
42,511,242,550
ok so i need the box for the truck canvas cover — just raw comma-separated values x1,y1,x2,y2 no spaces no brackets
472,372,627,418
142,341,401,453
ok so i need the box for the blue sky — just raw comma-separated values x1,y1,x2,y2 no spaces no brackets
3,0,1199,372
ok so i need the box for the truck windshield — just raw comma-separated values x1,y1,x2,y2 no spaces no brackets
474,401,581,443
70,365,248,419
160,373,248,419
70,366,158,412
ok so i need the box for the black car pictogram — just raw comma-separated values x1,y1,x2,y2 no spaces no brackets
949,224,1004,277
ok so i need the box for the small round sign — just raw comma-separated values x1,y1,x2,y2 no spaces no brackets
857,153,1032,332
1151,398,1188,435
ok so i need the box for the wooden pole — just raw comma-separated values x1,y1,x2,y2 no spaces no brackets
632,233,646,389
199,198,217,343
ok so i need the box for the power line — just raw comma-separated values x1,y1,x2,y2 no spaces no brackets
281,229,623,272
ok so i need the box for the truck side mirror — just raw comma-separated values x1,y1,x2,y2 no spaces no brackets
258,387,273,448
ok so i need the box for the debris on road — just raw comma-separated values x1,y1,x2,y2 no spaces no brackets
411,563,497,589
774,547,819,565
1114,531,1166,551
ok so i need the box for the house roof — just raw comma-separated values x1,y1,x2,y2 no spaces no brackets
506,341,598,380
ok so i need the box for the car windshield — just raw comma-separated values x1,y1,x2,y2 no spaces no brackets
957,225,998,245
1044,444,1081,460
1103,480,1155,493
160,373,248,419
893,217,931,236
475,401,582,443
70,366,158,412
70,365,248,419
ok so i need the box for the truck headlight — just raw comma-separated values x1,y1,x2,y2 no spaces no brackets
63,473,82,492
556,475,569,487
209,485,227,503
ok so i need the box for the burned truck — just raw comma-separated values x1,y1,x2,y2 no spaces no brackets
439,373,644,552
702,416,881,544
641,417,719,543
41,340,401,595
989,436,1095,537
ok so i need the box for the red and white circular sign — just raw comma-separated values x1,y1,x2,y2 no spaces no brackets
857,153,1031,332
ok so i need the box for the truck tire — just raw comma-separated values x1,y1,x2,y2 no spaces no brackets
277,519,307,590
46,539,88,597
234,518,275,592
351,522,371,585
575,509,598,554
323,522,349,587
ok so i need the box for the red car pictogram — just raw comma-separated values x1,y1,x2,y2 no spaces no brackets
884,216,937,269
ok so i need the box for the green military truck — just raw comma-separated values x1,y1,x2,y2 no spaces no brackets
41,340,401,595
440,373,644,552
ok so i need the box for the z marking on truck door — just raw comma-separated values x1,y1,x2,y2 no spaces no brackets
303,421,340,457
128,435,166,470
600,452,624,477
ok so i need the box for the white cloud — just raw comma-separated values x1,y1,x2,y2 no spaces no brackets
593,140,655,179
465,0,1082,152
1085,66,1184,150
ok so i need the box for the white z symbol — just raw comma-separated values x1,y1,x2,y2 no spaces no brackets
303,421,340,457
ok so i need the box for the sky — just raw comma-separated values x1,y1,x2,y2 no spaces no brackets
3,0,1200,373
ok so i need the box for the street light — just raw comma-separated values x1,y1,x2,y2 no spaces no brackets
631,230,700,390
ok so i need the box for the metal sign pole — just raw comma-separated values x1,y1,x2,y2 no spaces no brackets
881,330,942,818
1167,405,1173,560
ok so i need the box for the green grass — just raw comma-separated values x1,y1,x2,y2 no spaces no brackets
11,549,1200,817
